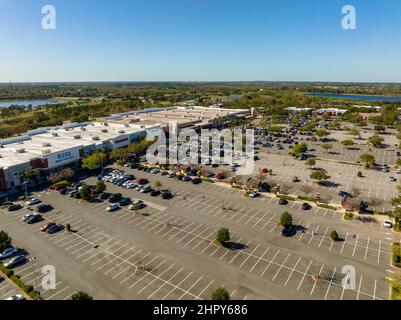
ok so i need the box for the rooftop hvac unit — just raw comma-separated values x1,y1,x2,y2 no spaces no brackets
52,133,59,137
101,129,108,133
103,123,109,126
74,135,81,139
119,130,125,134
92,136,100,141
16,148,26,153
42,142,52,147
42,149,51,154
81,127,87,131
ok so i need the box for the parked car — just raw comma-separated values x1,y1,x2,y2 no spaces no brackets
279,199,288,206
25,198,41,206
8,204,22,212
389,176,397,182
37,204,53,213
150,190,161,197
249,191,260,198
119,197,131,206
108,193,122,203
4,254,27,268
301,203,311,210
6,294,25,300
47,224,64,234
161,191,173,199
26,214,43,224
215,173,225,180
338,191,351,198
129,200,145,210
383,220,393,228
167,173,176,178
0,247,19,260
281,225,296,237
21,213,34,222
191,178,201,185
137,178,148,185
182,176,192,182
291,176,299,183
140,186,151,193
99,192,111,200
40,221,56,232
107,203,120,212
150,169,160,174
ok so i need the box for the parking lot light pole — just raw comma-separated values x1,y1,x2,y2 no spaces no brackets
23,181,28,201
30,257,40,300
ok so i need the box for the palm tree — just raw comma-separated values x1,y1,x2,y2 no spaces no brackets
20,168,38,199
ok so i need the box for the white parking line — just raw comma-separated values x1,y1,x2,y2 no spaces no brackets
323,268,337,300
297,260,312,290
260,250,280,277
284,257,302,286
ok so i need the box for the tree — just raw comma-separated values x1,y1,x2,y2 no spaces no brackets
291,143,308,156
154,181,162,190
329,230,339,242
80,185,91,200
315,129,330,140
341,140,354,149
110,148,127,162
368,135,384,148
82,151,106,171
0,230,12,252
348,128,360,137
95,181,106,194
306,158,316,167
393,208,401,229
374,125,386,133
71,291,93,300
279,212,293,227
310,170,329,182
396,158,401,168
360,154,375,168
211,287,230,300
216,228,230,246
357,171,363,178
20,168,38,199
321,144,333,153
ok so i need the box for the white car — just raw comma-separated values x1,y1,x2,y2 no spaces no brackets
6,294,25,300
150,169,160,174
106,203,120,212
21,213,34,222
249,191,260,198
0,247,18,260
383,220,393,228
25,198,41,206
389,176,397,182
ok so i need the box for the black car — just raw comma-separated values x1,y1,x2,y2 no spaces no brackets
99,192,111,200
4,254,27,269
59,188,69,195
161,192,173,199
26,214,43,224
278,199,288,206
301,203,311,210
150,190,161,197
47,224,64,234
37,204,53,213
281,225,296,237
8,204,22,212
108,193,122,203
160,171,169,176
191,178,201,185
338,191,351,198
119,197,131,206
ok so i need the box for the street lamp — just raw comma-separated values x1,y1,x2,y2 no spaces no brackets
30,257,41,300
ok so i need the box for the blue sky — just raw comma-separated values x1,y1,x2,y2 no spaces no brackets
0,0,400,82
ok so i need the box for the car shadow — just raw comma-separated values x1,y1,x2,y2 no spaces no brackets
226,242,248,251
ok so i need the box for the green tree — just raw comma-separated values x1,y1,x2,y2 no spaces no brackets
321,144,333,153
396,159,401,168
154,181,162,190
0,230,12,252
348,128,360,137
80,185,91,200
310,170,329,182
82,151,106,171
291,143,308,156
110,148,127,162
368,135,384,148
95,181,106,194
360,154,375,168
315,129,330,140
20,168,38,199
211,287,230,300
306,158,316,167
329,230,339,241
71,291,93,300
341,140,354,148
374,125,386,133
216,228,230,246
279,212,293,227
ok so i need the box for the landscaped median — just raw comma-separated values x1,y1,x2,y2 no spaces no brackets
392,243,401,268
0,263,40,300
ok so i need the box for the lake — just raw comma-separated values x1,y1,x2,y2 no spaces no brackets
307,93,401,102
0,99,68,108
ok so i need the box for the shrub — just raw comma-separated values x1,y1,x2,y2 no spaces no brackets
10,275,34,293
0,263,14,277
298,195,315,202
317,204,337,211
211,287,230,300
277,195,296,201
329,230,339,242
71,291,93,300
50,180,70,189
201,178,214,183
343,212,354,221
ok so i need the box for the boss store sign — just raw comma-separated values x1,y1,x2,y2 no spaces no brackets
46,147,80,168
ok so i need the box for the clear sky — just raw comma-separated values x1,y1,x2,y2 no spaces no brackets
0,0,400,82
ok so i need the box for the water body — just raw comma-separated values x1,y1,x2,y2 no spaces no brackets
307,93,401,102
0,99,67,108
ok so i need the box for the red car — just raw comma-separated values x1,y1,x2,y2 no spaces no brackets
291,176,299,182
40,222,55,232
260,168,268,173
215,173,225,180
137,178,148,185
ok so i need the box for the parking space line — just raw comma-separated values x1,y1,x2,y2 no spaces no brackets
341,232,348,253
272,253,291,282
178,276,203,300
356,275,363,300
297,260,312,290
195,280,214,300
323,268,337,300
260,250,280,277
239,244,260,268
146,267,185,298
284,257,302,286
162,271,194,300
352,235,359,257
310,264,324,296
